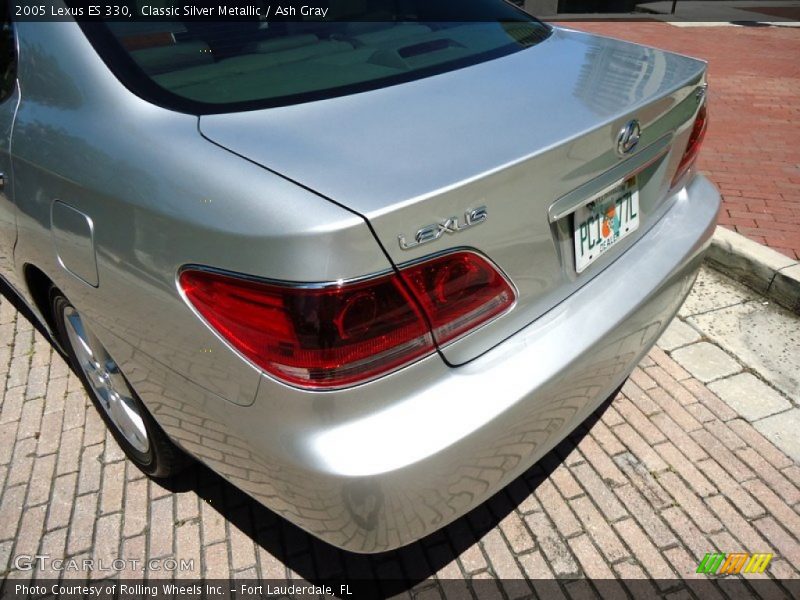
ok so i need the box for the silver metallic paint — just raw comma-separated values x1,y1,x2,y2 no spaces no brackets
199,27,708,364
0,19,721,552
9,22,392,407
0,77,19,290
51,201,99,287
92,175,719,552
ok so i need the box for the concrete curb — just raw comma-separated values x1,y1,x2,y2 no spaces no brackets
706,226,800,315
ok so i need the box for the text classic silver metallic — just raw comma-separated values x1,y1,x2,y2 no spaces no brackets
0,3,720,552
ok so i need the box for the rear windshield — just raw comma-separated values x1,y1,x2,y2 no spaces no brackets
79,1,550,114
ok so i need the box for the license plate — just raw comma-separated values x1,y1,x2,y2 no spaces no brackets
573,177,640,273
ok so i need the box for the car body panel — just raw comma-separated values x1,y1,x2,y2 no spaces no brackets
0,19,722,553
8,22,394,405
200,27,707,363
0,78,19,290
99,174,719,552
200,28,703,219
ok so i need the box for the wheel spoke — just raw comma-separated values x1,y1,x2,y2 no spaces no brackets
62,307,150,454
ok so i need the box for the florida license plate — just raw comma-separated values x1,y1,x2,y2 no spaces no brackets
573,177,640,273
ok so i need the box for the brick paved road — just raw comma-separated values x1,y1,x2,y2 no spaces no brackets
1,266,799,597
563,22,800,260
3,23,800,590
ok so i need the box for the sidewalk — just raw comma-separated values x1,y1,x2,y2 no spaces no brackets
561,21,800,260
1,265,799,593
636,1,800,23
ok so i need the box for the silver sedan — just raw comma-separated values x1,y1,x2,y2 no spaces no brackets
0,2,719,552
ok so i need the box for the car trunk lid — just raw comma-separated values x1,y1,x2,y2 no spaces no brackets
200,27,707,365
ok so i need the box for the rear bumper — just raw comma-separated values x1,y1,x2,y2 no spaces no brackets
138,175,720,553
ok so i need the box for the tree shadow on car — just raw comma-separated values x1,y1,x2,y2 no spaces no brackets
165,398,616,595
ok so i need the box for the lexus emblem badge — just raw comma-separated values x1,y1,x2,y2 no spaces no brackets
617,119,641,156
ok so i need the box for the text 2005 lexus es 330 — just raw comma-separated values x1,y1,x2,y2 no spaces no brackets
0,2,718,552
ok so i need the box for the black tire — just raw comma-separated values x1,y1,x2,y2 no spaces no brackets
51,288,191,478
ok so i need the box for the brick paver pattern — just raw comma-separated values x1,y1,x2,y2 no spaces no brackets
564,22,800,260
1,292,800,595
2,23,800,591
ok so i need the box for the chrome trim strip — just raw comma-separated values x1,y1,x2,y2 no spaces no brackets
176,263,395,290
178,247,517,295
548,134,672,223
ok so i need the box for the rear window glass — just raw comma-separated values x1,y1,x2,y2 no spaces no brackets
79,1,550,114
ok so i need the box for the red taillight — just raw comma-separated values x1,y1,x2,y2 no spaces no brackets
179,252,514,389
672,103,708,188
400,252,515,345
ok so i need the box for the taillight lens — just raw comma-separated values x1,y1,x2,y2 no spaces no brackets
400,252,515,345
672,103,708,188
179,252,514,389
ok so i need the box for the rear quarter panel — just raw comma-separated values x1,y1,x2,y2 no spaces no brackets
9,22,391,406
